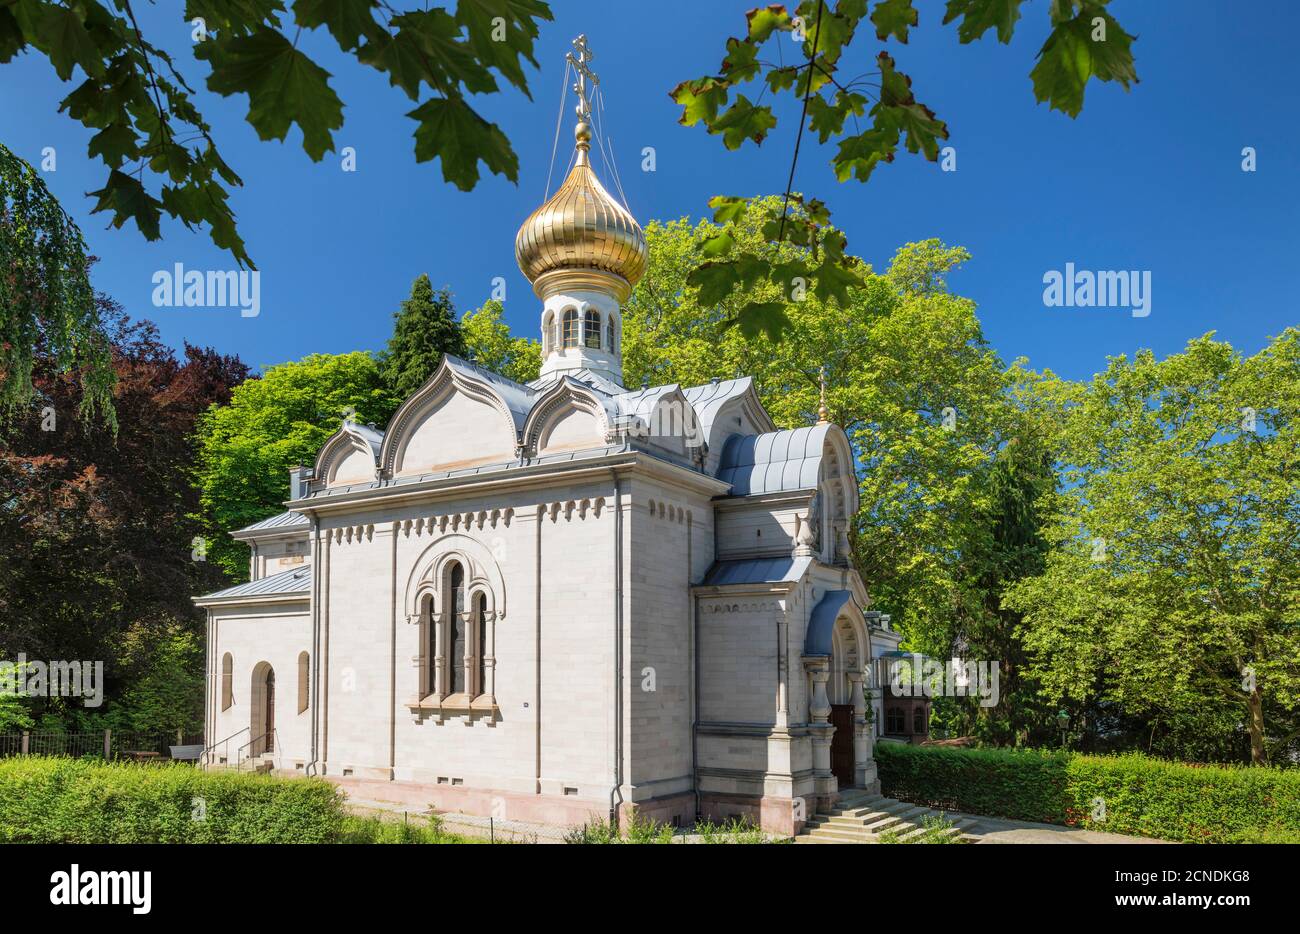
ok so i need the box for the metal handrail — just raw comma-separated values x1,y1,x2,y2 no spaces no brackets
201,726,249,766
235,728,281,772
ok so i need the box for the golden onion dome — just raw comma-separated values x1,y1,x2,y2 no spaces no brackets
514,123,648,293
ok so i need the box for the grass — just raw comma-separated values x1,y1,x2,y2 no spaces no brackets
336,813,483,844
563,813,782,843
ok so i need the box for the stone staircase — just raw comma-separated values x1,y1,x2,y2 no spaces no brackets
794,789,979,844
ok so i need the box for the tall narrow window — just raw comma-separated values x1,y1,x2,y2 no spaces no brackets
542,312,554,354
297,651,310,713
476,593,488,696
221,653,233,710
449,562,466,694
583,309,602,348
607,316,617,354
562,309,579,347
424,595,437,695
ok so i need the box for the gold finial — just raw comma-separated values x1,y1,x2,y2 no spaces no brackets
817,365,830,424
566,34,598,151
514,35,648,296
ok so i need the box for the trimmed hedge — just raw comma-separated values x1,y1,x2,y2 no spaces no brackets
876,742,1300,843
0,757,347,843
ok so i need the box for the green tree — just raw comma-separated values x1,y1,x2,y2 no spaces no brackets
461,299,541,383
0,302,246,731
624,197,1048,666
670,0,1138,338
0,2,553,265
110,618,205,735
1006,331,1300,765
380,274,466,399
1,143,114,425
196,351,398,578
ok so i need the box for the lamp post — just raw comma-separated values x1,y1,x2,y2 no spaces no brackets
1057,709,1070,749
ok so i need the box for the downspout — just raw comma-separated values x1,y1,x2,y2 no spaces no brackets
305,514,320,776
534,504,542,795
608,468,624,827
389,520,397,776
204,609,212,756
691,593,702,827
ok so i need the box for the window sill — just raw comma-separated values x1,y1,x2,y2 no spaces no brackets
406,693,498,715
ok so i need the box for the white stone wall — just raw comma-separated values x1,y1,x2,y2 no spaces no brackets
207,602,312,768
252,537,308,580
624,477,714,802
714,500,804,559
305,478,627,808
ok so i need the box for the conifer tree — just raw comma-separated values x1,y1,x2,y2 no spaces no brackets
381,275,466,399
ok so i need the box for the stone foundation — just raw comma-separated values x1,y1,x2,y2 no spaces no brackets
328,775,611,827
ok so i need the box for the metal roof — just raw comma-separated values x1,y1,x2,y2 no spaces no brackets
529,367,625,398
346,421,385,458
196,564,311,603
700,555,811,587
682,377,765,436
306,443,636,499
234,511,309,535
804,589,853,656
716,424,832,496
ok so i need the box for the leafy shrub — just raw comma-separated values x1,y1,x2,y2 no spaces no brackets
877,813,962,844
0,757,345,843
876,743,1300,843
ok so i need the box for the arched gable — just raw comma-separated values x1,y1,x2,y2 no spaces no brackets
403,533,507,622
819,424,859,518
314,422,381,487
611,385,701,458
380,357,524,478
521,379,612,456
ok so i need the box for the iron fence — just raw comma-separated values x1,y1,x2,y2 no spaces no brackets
0,730,204,761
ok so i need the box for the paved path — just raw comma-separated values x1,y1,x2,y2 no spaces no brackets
953,811,1168,844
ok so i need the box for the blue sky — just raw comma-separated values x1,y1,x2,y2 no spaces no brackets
2,1,1296,381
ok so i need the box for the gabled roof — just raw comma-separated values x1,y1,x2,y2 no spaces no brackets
716,424,833,496
194,564,311,605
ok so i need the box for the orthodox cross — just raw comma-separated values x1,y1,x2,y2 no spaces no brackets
567,34,599,124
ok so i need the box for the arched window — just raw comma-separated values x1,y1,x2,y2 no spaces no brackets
475,593,488,696
913,706,927,735
221,653,233,710
449,562,466,694
542,312,554,354
607,316,617,354
583,309,602,349
423,594,437,696
297,651,309,713
562,308,579,348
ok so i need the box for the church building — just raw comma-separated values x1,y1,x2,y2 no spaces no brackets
196,38,903,835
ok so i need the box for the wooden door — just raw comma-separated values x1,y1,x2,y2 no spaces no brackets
830,704,854,786
264,669,275,753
